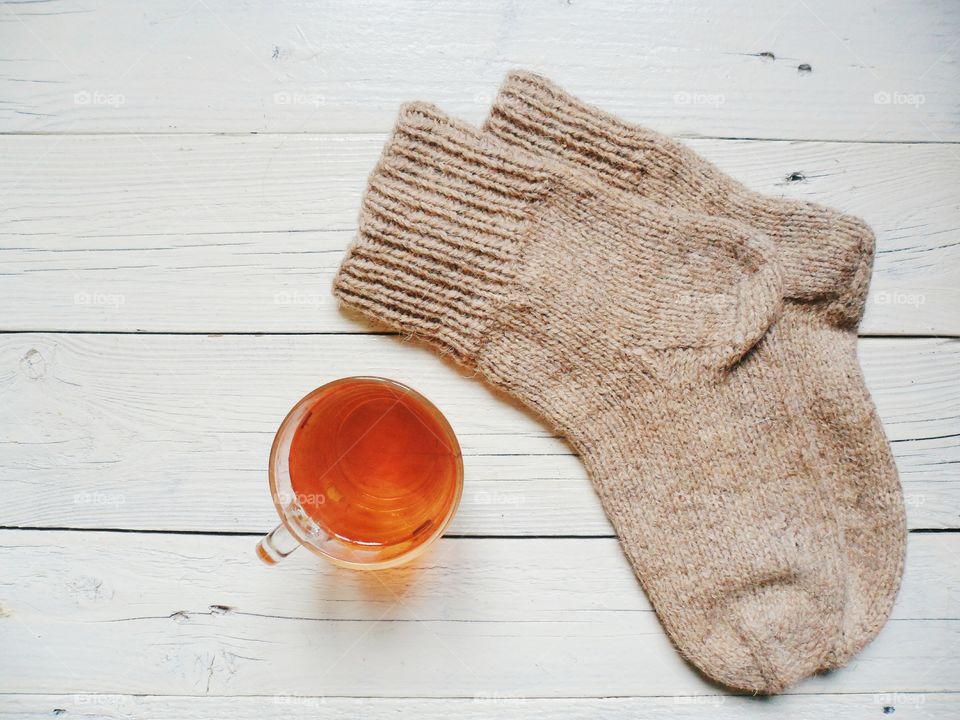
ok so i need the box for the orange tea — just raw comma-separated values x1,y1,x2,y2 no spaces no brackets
287,378,462,556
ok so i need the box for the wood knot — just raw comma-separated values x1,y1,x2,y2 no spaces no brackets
20,348,46,380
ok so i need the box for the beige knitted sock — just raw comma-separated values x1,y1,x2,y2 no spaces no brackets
334,103,846,693
484,71,907,666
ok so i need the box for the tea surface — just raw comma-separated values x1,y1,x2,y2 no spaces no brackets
289,379,460,548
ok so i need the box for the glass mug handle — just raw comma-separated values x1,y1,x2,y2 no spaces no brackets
256,522,301,565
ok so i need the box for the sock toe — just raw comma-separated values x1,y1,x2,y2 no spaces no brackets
699,583,834,694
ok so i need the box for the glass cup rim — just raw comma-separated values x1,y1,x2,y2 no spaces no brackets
267,375,464,569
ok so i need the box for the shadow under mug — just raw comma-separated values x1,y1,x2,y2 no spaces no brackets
256,377,464,570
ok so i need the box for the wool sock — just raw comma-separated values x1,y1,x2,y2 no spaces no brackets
334,103,846,693
483,71,907,666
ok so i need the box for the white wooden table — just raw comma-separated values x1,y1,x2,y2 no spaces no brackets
2,1,958,717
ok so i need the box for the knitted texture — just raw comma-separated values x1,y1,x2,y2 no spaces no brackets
484,71,906,666
484,72,874,325
335,103,847,694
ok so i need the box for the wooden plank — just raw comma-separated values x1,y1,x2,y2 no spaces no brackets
0,334,956,532
0,531,956,696
0,0,957,141
1,135,958,335
1,693,956,719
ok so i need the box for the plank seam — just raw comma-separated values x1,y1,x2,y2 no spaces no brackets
1,131,959,145
0,527,953,537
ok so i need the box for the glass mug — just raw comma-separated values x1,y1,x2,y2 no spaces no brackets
256,377,463,569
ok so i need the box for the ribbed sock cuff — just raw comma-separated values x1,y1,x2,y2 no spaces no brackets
484,70,875,326
484,71,664,196
334,103,548,362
